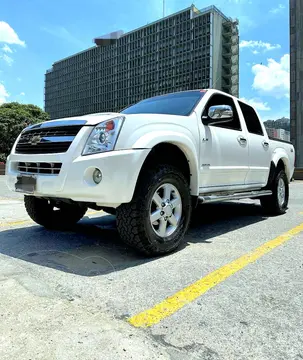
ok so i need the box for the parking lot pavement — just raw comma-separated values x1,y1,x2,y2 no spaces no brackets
0,175,302,359
0,176,26,223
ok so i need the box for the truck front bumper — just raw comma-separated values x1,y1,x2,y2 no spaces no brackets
6,149,150,207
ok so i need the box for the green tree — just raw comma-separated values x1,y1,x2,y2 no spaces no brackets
264,117,290,131
0,102,50,162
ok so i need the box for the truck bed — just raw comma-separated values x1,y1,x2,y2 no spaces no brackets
268,136,293,145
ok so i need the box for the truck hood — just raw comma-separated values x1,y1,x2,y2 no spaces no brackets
25,112,187,130
79,112,123,126
24,113,123,131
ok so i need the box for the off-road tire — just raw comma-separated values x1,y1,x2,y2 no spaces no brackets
24,196,87,229
260,170,289,215
116,165,192,256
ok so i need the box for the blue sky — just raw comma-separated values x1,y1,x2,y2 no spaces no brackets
0,0,289,121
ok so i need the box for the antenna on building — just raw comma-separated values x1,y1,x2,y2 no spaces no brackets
163,0,165,17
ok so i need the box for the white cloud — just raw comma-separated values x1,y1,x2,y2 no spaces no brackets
0,83,9,105
240,97,271,111
0,53,14,66
270,4,285,14
20,92,25,96
240,40,281,52
2,44,13,53
0,21,25,46
252,54,290,98
252,50,259,55
0,23,25,68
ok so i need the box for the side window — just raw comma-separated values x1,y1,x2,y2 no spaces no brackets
238,101,264,136
202,94,241,131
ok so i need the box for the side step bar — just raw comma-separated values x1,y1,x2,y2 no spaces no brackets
198,190,272,204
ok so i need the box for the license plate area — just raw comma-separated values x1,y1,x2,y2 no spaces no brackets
15,175,37,194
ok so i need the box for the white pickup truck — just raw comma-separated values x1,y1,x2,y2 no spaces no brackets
6,89,295,256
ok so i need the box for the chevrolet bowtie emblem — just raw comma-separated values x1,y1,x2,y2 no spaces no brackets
30,135,42,145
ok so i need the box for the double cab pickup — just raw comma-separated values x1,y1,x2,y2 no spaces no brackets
6,89,295,256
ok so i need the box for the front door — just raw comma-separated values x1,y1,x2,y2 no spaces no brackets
199,94,249,190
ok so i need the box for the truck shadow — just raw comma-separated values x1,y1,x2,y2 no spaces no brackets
0,201,267,276
188,201,267,243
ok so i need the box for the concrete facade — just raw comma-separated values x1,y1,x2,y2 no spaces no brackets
44,5,239,120
290,0,303,176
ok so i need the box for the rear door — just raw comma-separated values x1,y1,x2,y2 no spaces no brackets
198,93,249,189
237,100,271,186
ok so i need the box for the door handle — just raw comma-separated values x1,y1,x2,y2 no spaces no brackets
237,136,247,145
263,141,269,148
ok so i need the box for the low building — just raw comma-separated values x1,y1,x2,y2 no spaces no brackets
276,129,290,142
266,128,277,139
266,127,290,142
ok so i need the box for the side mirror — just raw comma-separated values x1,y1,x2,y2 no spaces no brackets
202,105,233,125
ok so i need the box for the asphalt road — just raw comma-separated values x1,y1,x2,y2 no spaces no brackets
0,175,302,359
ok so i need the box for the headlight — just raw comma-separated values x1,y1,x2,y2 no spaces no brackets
82,116,125,156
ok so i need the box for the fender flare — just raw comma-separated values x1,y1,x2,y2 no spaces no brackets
266,155,291,189
133,131,200,196
272,150,291,181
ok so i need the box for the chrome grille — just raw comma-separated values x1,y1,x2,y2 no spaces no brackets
15,125,83,154
17,162,62,175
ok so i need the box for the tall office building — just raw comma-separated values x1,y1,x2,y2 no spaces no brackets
290,0,303,177
44,4,239,120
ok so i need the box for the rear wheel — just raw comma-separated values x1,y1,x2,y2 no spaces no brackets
24,196,87,229
116,165,192,256
260,170,289,215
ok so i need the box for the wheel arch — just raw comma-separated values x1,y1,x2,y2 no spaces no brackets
136,141,199,196
272,151,291,182
266,155,291,189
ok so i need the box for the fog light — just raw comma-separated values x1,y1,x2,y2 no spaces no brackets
93,168,102,184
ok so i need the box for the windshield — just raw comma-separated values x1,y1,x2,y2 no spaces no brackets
120,90,206,116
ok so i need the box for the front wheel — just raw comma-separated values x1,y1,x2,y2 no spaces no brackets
116,165,192,256
24,196,87,229
260,170,289,215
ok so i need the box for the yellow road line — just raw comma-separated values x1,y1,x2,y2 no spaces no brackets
128,222,303,328
0,219,30,227
0,210,101,228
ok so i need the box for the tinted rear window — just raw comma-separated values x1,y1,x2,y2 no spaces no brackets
238,100,264,135
120,91,206,116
